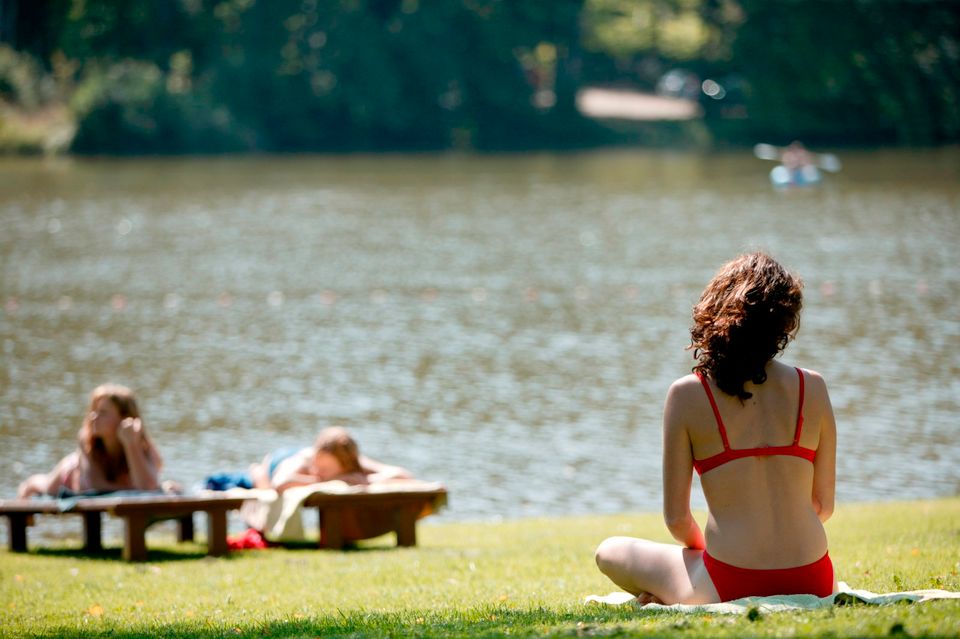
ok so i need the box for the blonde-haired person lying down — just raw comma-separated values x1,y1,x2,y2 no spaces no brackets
250,426,412,493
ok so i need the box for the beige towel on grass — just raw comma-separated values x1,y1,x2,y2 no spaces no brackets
585,581,960,613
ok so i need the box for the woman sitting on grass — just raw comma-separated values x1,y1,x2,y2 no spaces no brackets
250,426,412,493
595,252,837,603
17,384,165,497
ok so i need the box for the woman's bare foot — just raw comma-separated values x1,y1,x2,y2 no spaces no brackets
634,592,664,605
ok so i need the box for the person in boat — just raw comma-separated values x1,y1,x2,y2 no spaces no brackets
595,252,837,603
777,141,822,185
250,426,412,492
780,141,814,171
17,384,166,497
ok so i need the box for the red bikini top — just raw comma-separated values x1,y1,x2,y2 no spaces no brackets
693,367,816,475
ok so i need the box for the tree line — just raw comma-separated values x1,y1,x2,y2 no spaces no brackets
0,0,956,154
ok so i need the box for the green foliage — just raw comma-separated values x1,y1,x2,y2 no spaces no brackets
0,45,58,110
1,499,958,638
0,45,76,154
68,57,248,154
4,0,599,153
582,0,713,61
714,1,960,145
202,0,595,151
1,0,958,151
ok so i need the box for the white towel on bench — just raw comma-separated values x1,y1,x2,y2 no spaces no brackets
228,482,357,542
225,480,445,543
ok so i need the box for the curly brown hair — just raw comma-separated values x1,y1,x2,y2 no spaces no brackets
689,252,803,400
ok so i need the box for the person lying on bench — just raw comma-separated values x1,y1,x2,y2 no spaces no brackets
17,384,169,498
250,427,411,493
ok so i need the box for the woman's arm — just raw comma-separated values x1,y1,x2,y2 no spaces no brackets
17,452,79,497
273,473,325,492
662,379,706,550
809,372,836,523
117,418,161,490
270,453,318,493
249,459,272,489
331,471,371,485
360,455,413,480
17,473,52,498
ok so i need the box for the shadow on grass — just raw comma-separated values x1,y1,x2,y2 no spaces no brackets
276,538,403,552
31,544,213,562
19,606,668,639
24,537,418,563
18,603,960,638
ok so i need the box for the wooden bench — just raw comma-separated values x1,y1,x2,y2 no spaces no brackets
0,494,249,561
301,485,448,549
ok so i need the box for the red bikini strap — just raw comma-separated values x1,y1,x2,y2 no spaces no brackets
697,373,731,450
793,367,805,444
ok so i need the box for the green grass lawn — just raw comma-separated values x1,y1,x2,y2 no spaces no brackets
2,498,958,638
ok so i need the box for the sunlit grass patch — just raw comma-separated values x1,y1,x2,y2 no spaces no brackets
2,498,958,638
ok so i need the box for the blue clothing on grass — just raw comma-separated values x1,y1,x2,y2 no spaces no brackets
203,446,304,491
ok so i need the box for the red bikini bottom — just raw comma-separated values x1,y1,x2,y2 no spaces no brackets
703,551,834,601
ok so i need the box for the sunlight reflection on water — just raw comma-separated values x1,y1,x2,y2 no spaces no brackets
1,150,958,542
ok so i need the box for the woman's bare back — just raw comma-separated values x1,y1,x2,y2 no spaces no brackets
682,360,834,568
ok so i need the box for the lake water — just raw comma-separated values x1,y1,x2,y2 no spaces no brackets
1,148,958,539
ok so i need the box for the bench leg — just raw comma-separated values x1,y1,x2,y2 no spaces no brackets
319,508,344,549
206,510,228,557
123,514,149,562
82,512,102,552
6,514,29,552
394,507,417,547
178,514,195,543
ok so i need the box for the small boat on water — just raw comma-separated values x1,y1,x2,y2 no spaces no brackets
770,164,821,188
754,142,840,188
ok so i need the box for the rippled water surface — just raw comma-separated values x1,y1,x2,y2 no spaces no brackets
1,149,958,537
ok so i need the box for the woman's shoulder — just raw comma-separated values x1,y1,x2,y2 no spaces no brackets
664,374,706,420
272,445,311,457
56,450,81,469
667,373,704,398
788,364,828,392
49,450,82,490
796,366,832,411
777,363,831,412
272,447,312,472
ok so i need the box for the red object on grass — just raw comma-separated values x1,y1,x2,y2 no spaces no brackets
227,528,272,550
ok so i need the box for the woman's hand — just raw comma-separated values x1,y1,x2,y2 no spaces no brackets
116,419,161,490
249,462,271,489
17,475,45,498
359,456,413,480
333,471,370,486
117,417,144,447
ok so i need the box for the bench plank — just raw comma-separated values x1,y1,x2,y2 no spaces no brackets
178,514,194,542
123,514,149,562
82,512,102,552
7,513,28,552
207,510,228,557
302,486,447,549
0,495,248,561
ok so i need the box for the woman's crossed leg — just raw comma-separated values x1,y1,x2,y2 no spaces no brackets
595,537,720,605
